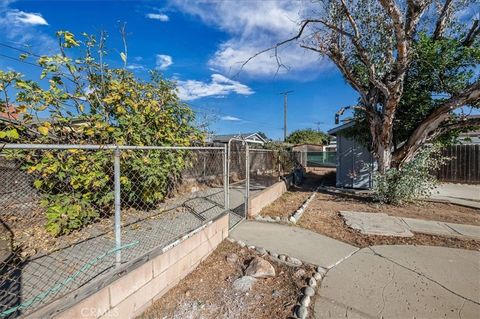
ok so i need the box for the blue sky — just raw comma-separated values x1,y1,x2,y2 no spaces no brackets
0,0,361,140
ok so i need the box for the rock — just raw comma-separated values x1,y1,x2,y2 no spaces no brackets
226,237,235,243
279,255,287,261
287,256,302,266
248,245,256,250
255,215,263,221
296,306,308,319
300,295,311,307
226,253,239,265
255,246,267,255
308,277,317,287
270,252,279,259
294,268,306,278
245,257,276,278
304,286,315,297
264,216,274,222
316,266,327,275
274,216,280,221
313,272,323,281
233,276,257,292
237,240,246,247
289,216,297,223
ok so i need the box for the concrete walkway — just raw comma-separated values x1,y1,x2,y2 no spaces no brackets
341,211,480,240
229,221,358,269
230,221,480,318
316,245,480,318
431,183,480,209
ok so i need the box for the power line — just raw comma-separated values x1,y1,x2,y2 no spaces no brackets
0,42,43,58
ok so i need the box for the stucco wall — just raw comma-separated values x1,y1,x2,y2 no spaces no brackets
247,176,293,218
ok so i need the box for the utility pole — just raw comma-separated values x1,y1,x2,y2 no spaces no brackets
314,121,324,132
279,90,293,142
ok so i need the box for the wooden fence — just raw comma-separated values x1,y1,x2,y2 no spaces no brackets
435,144,480,184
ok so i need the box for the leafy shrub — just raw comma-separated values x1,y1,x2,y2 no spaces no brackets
1,31,203,236
373,145,446,205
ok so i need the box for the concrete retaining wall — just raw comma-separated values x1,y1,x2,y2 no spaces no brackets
248,175,293,218
29,213,229,319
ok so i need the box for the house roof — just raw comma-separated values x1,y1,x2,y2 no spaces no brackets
327,120,355,136
212,132,267,144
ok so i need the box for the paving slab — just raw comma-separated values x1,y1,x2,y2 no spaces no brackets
229,221,358,268
315,246,480,318
340,211,414,237
401,217,458,237
445,223,480,240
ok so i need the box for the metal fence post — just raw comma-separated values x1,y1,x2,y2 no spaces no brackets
114,147,122,266
245,143,250,218
223,144,229,210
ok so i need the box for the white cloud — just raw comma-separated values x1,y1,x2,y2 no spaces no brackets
146,13,169,21
0,3,55,54
155,54,173,70
5,10,48,25
172,0,329,78
221,115,241,121
176,73,254,101
126,64,145,71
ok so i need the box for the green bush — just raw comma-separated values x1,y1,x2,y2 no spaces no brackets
373,146,446,205
1,31,203,236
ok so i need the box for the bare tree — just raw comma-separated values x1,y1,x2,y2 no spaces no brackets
245,0,479,173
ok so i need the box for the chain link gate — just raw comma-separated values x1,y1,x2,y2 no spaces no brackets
226,139,249,229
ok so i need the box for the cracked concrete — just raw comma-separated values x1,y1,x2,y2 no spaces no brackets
315,245,480,318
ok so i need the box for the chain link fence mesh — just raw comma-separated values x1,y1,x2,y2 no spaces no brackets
0,143,303,318
0,145,228,318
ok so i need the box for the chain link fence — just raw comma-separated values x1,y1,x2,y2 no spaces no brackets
0,144,229,318
0,142,304,318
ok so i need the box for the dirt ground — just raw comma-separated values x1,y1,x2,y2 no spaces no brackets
260,171,480,251
300,191,480,251
140,241,315,319
260,173,324,219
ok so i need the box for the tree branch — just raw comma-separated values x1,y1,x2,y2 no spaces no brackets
433,0,454,40
393,80,480,164
237,19,354,77
463,19,480,47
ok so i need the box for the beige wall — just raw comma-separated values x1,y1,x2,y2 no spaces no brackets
47,214,229,319
248,178,291,218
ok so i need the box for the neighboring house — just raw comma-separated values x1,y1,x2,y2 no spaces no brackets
0,105,20,121
291,143,324,152
323,136,337,152
211,132,267,145
457,115,480,144
328,121,375,189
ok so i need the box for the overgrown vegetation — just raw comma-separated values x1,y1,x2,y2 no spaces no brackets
372,145,447,205
0,31,203,236
286,128,328,145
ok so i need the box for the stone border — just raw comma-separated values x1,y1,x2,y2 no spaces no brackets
289,186,320,224
253,186,320,225
227,237,327,319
